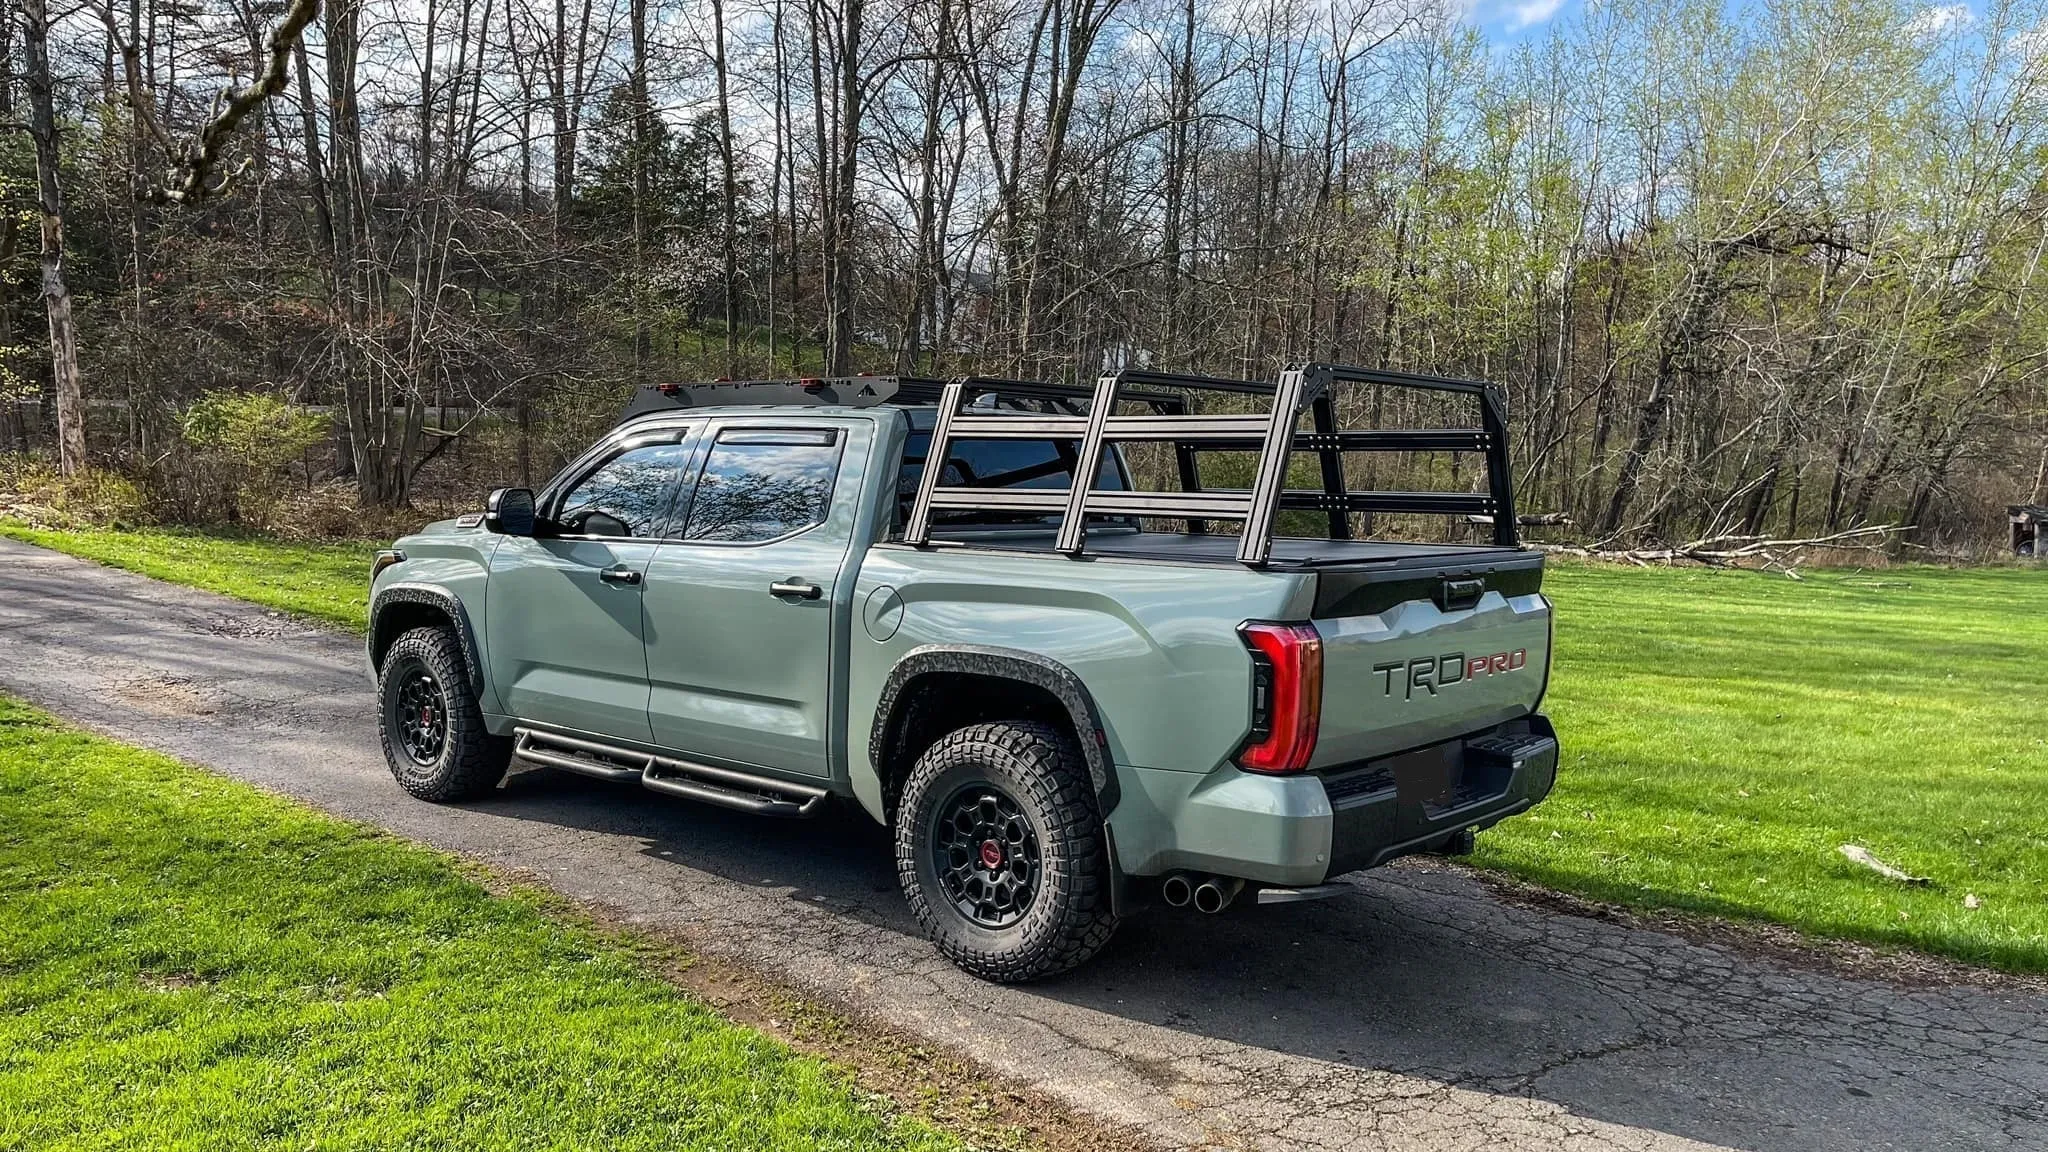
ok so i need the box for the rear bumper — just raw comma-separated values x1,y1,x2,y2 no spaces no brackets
1106,715,1558,887
1322,714,1558,876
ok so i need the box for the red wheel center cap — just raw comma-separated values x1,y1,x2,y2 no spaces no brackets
978,840,1004,869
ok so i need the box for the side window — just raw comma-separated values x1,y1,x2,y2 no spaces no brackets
683,428,844,544
555,440,690,538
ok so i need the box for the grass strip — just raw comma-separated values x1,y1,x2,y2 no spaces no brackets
0,524,375,630
0,696,962,1151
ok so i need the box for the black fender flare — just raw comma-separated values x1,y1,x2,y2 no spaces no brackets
369,583,485,695
870,644,1119,816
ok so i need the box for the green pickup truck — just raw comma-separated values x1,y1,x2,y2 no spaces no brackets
367,365,1559,981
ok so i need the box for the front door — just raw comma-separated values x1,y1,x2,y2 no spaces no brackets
486,428,696,742
640,417,868,779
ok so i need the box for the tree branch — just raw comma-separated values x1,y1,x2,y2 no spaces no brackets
88,0,321,205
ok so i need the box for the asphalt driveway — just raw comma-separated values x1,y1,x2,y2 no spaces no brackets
0,537,2041,1152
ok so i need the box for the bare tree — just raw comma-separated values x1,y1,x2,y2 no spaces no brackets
18,0,83,474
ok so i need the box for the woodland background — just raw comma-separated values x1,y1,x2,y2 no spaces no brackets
4,0,2047,551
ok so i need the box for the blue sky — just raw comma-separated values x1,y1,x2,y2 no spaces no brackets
1468,1,1994,47
1467,0,1583,43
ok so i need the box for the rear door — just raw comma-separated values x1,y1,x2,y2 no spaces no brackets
485,425,697,742
639,416,871,779
1309,555,1552,768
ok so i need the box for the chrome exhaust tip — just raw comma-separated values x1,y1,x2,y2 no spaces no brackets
1160,872,1195,908
1192,875,1245,914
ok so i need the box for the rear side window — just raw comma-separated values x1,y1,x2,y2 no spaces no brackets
897,432,1127,529
684,428,844,543
555,440,691,538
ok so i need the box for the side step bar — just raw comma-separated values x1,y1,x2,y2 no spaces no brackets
511,727,828,818
513,727,644,781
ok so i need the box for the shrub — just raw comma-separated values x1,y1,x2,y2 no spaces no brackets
179,390,329,528
0,456,154,529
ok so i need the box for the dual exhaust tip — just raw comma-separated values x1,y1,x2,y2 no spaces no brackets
1160,871,1245,914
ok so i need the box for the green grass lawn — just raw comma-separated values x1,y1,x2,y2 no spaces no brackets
1482,562,2048,972
6,522,2046,972
0,696,959,1151
0,524,377,629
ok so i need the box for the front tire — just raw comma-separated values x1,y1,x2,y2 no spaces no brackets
378,626,508,801
896,721,1118,982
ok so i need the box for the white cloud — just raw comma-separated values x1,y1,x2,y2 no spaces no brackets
1906,4,1972,37
1508,0,1565,30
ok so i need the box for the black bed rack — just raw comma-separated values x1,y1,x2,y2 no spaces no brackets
622,364,1518,566
902,363,1518,565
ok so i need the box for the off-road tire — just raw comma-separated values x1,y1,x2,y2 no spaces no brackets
377,625,508,802
896,720,1118,982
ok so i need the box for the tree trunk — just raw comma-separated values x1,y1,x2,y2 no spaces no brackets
20,0,85,476
822,0,864,375
711,0,739,375
0,4,20,453
1160,0,1194,362
806,0,830,369
293,40,334,253
628,0,650,382
898,0,947,375
1600,357,1673,537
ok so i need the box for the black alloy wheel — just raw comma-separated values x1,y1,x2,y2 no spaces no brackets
376,624,509,802
392,661,448,765
895,720,1118,982
932,783,1042,929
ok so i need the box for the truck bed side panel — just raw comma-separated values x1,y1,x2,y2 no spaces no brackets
845,546,1309,821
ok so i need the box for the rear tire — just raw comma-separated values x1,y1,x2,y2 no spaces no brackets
896,720,1118,982
378,626,508,802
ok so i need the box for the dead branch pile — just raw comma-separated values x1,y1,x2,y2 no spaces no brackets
1537,524,1909,578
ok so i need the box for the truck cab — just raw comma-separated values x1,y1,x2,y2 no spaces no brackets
368,367,1560,982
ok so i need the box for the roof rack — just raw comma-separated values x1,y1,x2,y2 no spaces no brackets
901,363,1519,565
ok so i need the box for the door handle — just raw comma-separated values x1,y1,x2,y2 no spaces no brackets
769,578,822,600
599,565,643,586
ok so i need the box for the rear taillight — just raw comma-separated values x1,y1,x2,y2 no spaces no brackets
1236,622,1322,774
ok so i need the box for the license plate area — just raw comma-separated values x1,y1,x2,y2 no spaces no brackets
1388,738,1520,819
1388,743,1465,816
1320,723,1557,818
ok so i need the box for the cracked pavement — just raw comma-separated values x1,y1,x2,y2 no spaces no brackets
1,538,2042,1152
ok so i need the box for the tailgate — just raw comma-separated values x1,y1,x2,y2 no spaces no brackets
1308,555,1551,769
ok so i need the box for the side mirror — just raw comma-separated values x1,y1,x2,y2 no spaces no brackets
485,487,537,536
